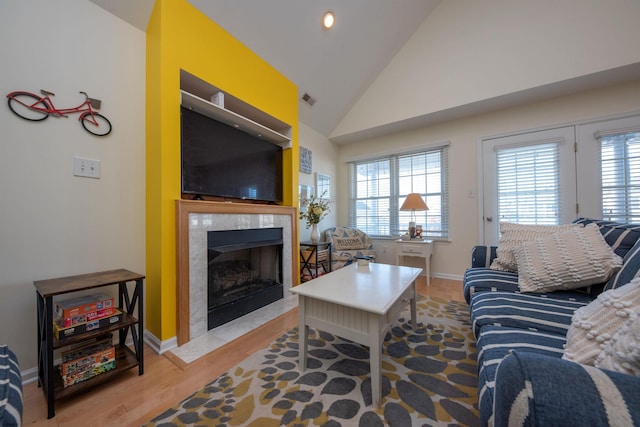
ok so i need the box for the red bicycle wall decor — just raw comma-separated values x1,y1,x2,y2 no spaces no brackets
7,89,112,136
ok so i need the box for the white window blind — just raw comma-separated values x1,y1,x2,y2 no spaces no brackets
496,142,560,225
349,146,448,238
600,131,640,222
351,158,392,235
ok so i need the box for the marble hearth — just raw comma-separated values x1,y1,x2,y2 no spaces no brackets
174,200,298,361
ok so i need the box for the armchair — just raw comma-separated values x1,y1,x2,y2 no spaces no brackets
324,226,376,270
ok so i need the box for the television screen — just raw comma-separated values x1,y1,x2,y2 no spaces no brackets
181,106,283,202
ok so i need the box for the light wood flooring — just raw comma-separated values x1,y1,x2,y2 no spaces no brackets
22,276,464,427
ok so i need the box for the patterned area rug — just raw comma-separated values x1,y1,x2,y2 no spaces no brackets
145,297,479,426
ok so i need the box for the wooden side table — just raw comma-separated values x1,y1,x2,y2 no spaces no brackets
300,241,332,282
395,239,433,286
33,269,144,418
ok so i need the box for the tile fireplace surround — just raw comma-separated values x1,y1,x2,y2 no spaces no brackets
176,200,298,348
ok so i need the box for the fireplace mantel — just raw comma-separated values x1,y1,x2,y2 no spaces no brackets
176,199,298,345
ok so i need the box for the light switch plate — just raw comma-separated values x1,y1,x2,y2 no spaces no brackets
73,157,101,179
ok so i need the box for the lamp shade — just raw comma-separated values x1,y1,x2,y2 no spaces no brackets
400,193,428,211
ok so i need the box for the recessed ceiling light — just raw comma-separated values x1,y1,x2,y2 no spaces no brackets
322,11,335,30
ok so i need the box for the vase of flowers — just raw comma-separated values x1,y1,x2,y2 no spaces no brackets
300,191,331,242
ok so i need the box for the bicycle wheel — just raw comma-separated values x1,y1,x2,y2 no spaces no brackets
80,112,112,136
7,92,50,121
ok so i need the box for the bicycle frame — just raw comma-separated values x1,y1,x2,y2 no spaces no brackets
9,90,101,124
7,89,112,136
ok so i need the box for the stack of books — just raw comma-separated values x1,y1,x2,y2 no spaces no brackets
60,336,116,387
53,293,122,339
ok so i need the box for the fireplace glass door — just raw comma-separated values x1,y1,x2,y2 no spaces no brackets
207,228,283,329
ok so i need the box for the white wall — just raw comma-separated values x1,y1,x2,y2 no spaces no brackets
337,80,640,280
333,0,640,139
0,0,146,373
298,122,340,241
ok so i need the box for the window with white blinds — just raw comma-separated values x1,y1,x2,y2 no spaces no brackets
600,131,640,223
496,142,561,225
348,146,449,238
351,158,392,236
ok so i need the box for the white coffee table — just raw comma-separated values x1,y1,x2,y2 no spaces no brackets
290,262,422,406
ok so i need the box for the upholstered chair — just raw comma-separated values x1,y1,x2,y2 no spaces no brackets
324,226,376,270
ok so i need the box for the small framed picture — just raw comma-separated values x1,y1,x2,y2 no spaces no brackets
316,173,330,199
299,184,314,211
300,147,312,174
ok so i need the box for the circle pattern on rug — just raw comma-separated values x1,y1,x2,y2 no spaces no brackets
145,297,479,426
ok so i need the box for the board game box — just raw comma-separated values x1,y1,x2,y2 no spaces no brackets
58,306,119,328
61,346,115,376
60,337,116,387
53,309,122,340
55,293,114,321
62,359,116,387
61,336,113,363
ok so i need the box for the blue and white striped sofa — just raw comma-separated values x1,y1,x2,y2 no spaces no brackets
464,218,640,427
0,345,22,427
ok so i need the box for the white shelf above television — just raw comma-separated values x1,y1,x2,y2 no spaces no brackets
180,90,292,149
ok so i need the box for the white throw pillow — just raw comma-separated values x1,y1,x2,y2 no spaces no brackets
515,223,622,293
595,307,640,376
490,222,581,272
563,277,640,366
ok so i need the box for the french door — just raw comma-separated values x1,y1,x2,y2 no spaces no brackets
576,115,640,221
482,115,640,245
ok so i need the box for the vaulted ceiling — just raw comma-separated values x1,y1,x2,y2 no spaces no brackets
90,0,640,143
89,0,439,138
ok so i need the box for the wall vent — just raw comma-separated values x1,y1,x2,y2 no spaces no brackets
301,92,316,106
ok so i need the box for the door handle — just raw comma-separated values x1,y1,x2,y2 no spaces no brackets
486,216,493,222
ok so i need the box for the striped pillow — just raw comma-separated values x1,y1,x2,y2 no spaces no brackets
573,217,640,259
515,223,622,293
490,222,581,272
605,237,640,291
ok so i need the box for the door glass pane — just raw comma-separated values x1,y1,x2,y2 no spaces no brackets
496,142,560,225
601,132,640,222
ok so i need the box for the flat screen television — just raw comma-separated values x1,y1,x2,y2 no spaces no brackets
181,106,283,202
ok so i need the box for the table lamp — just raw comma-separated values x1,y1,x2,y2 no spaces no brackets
400,193,428,238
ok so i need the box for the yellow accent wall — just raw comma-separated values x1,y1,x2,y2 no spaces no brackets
146,0,298,341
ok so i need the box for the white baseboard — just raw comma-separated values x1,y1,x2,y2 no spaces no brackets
144,329,177,354
21,366,39,385
432,272,464,282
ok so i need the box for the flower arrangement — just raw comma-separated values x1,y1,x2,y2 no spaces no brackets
299,191,331,228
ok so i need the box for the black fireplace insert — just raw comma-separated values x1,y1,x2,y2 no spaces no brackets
207,227,283,330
